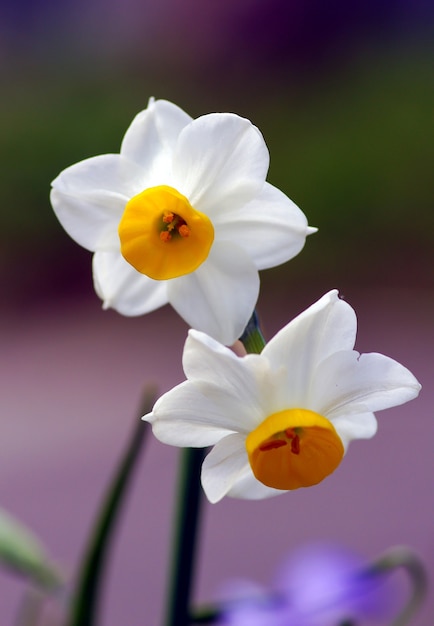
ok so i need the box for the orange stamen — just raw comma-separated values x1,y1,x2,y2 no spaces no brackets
178,224,190,238
160,231,172,242
259,439,287,452
291,435,300,455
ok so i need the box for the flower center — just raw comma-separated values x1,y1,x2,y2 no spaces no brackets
246,408,344,490
118,185,214,280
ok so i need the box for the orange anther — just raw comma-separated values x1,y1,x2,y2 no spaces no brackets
259,439,287,452
160,231,172,242
162,212,174,223
178,224,191,238
291,435,300,455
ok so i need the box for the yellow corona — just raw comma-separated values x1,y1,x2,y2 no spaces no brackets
118,185,214,280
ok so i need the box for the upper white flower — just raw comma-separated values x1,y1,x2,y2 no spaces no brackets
144,290,421,503
50,98,315,345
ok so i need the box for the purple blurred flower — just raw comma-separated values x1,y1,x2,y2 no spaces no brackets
218,544,398,626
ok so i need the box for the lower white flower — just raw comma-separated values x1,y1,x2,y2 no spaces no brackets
143,290,421,503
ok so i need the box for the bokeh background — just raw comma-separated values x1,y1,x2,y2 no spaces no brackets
0,0,433,624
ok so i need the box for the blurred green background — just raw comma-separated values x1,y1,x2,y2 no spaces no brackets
0,0,433,308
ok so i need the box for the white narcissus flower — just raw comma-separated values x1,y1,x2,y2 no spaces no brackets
50,98,315,345
143,290,421,503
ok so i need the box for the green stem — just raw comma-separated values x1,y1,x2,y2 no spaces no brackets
164,447,206,626
67,387,157,626
239,310,266,354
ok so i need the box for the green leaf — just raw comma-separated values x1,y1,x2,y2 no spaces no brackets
0,508,62,590
67,386,157,626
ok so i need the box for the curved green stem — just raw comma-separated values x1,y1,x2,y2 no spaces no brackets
191,546,427,625
367,546,428,626
67,387,157,626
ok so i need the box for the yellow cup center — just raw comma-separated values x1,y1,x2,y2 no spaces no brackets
246,408,344,490
118,185,214,280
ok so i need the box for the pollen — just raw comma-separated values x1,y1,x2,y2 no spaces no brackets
162,212,174,224
259,439,287,452
160,231,172,242
178,224,190,238
118,185,214,280
246,409,344,490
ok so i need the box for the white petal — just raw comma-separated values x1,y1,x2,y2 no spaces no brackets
172,113,269,214
120,98,192,184
201,434,251,503
145,381,239,447
179,331,272,431
262,291,357,406
331,412,378,451
202,435,284,502
50,154,145,250
148,329,276,439
312,351,421,418
226,465,284,500
213,182,316,269
167,241,260,345
92,249,168,315
182,329,241,381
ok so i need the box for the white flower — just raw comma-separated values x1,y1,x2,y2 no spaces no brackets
144,290,421,503
50,98,315,345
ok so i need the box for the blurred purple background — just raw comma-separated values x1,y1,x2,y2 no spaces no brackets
0,0,433,624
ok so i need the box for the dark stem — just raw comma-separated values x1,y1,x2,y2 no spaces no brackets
164,447,206,626
163,310,265,626
67,387,156,626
